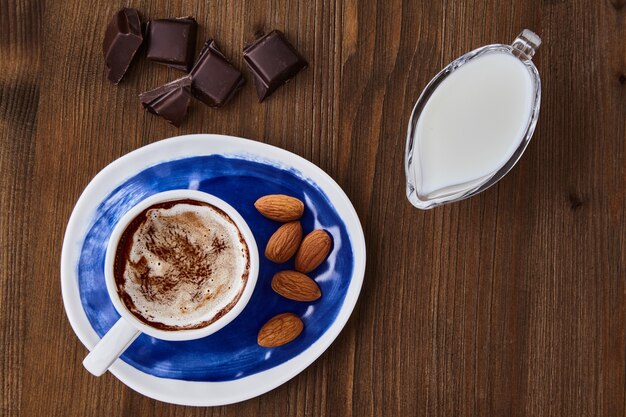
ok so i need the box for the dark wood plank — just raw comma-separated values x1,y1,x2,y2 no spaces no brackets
0,1,41,416
0,0,623,416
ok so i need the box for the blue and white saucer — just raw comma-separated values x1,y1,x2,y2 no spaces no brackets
61,134,366,406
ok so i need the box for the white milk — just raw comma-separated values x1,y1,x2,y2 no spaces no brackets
413,52,534,197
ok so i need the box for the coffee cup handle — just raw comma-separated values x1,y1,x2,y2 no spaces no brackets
82,318,141,376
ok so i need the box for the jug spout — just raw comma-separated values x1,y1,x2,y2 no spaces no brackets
512,29,541,61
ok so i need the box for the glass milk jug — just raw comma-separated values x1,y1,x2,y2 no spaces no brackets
405,30,542,209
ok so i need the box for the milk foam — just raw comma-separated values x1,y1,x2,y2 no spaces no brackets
120,202,249,329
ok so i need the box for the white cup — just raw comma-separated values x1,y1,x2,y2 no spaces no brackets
82,190,259,376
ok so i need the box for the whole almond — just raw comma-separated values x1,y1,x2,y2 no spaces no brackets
258,313,304,347
255,194,304,222
265,221,302,263
272,270,322,301
295,229,332,273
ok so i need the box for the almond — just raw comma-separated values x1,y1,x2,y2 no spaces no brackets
255,194,304,222
265,221,302,263
272,270,321,301
295,229,332,273
258,313,304,347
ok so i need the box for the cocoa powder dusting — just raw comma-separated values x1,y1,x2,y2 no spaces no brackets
113,199,250,331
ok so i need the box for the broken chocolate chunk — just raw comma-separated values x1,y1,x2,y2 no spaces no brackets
190,40,245,107
103,8,144,84
146,17,197,72
139,76,192,127
243,30,307,101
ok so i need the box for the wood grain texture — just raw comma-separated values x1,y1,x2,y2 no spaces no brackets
1,0,41,416
0,0,624,416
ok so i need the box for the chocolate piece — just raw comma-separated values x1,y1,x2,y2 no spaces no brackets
102,8,143,84
243,30,307,101
139,76,192,127
146,17,197,72
190,40,245,107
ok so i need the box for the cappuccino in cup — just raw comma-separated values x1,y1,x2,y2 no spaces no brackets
83,190,258,376
113,199,250,331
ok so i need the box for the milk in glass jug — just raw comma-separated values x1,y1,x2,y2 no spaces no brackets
405,30,542,209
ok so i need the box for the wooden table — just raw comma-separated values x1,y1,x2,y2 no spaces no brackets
1,0,624,416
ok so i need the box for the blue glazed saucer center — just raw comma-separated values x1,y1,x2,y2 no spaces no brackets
78,155,354,382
